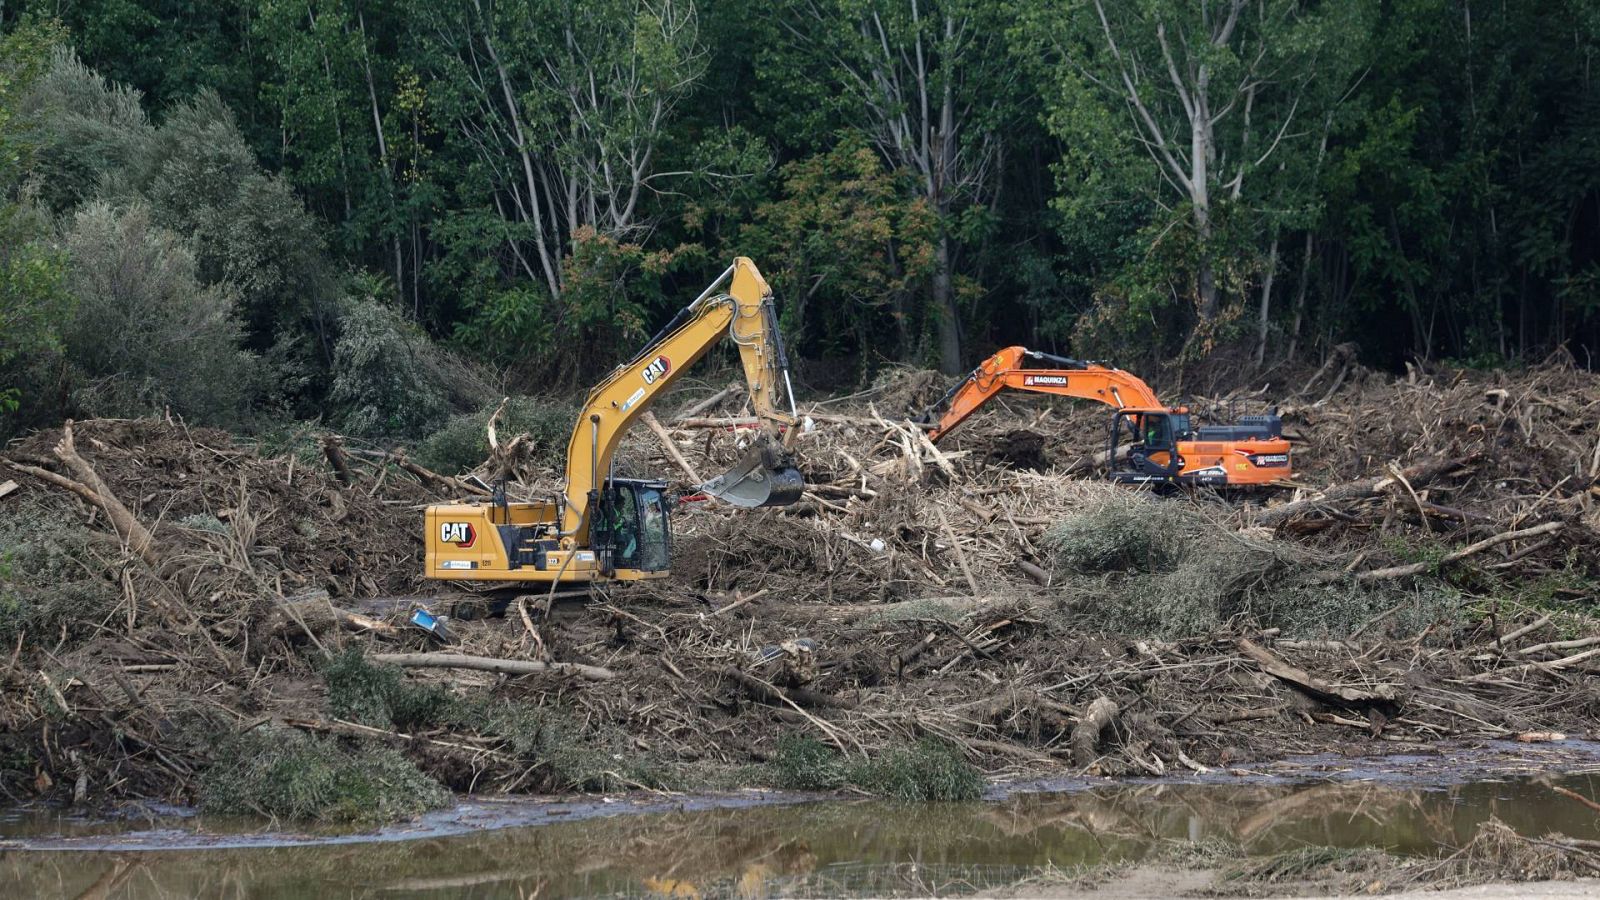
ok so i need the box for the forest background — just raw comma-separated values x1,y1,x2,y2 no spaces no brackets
3,0,1598,444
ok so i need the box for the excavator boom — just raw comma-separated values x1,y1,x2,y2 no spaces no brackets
920,346,1161,442
425,258,804,583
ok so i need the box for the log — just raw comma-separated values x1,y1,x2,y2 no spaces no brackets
1063,443,1130,476
1257,454,1476,528
0,479,16,501
674,416,760,429
1464,645,1600,682
1018,560,1052,586
723,665,855,709
1517,634,1600,657
321,434,355,485
1071,696,1119,768
674,382,743,423
1495,614,1553,649
370,652,615,681
1237,638,1398,706
48,422,162,568
1354,520,1565,582
641,411,702,484
270,594,399,638
936,507,981,599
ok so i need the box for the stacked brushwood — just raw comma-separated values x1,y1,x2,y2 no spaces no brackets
0,355,1597,810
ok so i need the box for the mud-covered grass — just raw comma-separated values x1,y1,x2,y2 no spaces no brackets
769,734,984,801
0,501,119,647
200,725,448,825
1044,491,1470,639
322,649,676,795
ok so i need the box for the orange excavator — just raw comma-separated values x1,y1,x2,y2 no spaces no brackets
916,346,1291,487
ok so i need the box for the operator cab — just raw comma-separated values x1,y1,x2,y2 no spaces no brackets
1109,409,1186,484
588,478,673,577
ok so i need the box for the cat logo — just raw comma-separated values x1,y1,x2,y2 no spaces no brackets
440,521,476,548
642,355,672,385
1023,375,1068,386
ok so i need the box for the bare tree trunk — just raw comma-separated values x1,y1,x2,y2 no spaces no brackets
471,0,562,299
307,4,353,221
1287,231,1313,361
1190,66,1217,320
933,231,961,373
1254,236,1279,368
357,10,406,312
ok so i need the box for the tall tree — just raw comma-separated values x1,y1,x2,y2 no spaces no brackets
1024,0,1368,355
764,0,1014,373
416,0,708,301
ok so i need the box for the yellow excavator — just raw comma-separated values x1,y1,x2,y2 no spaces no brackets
425,258,804,583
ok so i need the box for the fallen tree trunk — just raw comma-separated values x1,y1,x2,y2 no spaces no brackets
1238,638,1398,707
641,411,702,484
673,382,743,423
675,416,760,430
1354,520,1565,582
724,665,856,709
370,652,615,681
6,421,164,569
1257,454,1477,528
1071,696,1119,768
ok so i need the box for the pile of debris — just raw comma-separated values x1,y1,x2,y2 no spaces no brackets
0,355,1597,815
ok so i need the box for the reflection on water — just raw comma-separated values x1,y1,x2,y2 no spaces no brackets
3,775,1598,899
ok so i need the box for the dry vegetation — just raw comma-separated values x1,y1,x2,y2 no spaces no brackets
1,355,1598,831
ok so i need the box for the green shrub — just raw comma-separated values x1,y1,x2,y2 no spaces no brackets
329,296,454,437
848,738,985,802
201,725,448,825
412,396,578,476
178,513,229,535
770,734,848,791
58,202,260,426
322,649,456,731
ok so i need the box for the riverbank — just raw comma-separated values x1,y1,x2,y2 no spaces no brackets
5,750,1600,897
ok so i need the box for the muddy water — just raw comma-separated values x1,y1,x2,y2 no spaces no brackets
3,768,1599,898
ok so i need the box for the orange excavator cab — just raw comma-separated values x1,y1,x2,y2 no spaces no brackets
917,347,1292,488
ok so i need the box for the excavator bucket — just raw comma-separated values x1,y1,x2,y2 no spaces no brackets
699,441,805,508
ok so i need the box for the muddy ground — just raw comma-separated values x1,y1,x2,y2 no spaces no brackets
1,354,1598,839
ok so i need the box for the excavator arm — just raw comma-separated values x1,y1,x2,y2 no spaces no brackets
917,346,1164,442
559,257,801,541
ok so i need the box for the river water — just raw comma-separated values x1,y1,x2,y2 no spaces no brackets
3,746,1599,898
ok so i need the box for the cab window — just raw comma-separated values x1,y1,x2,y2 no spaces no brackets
636,487,671,572
1142,414,1174,449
